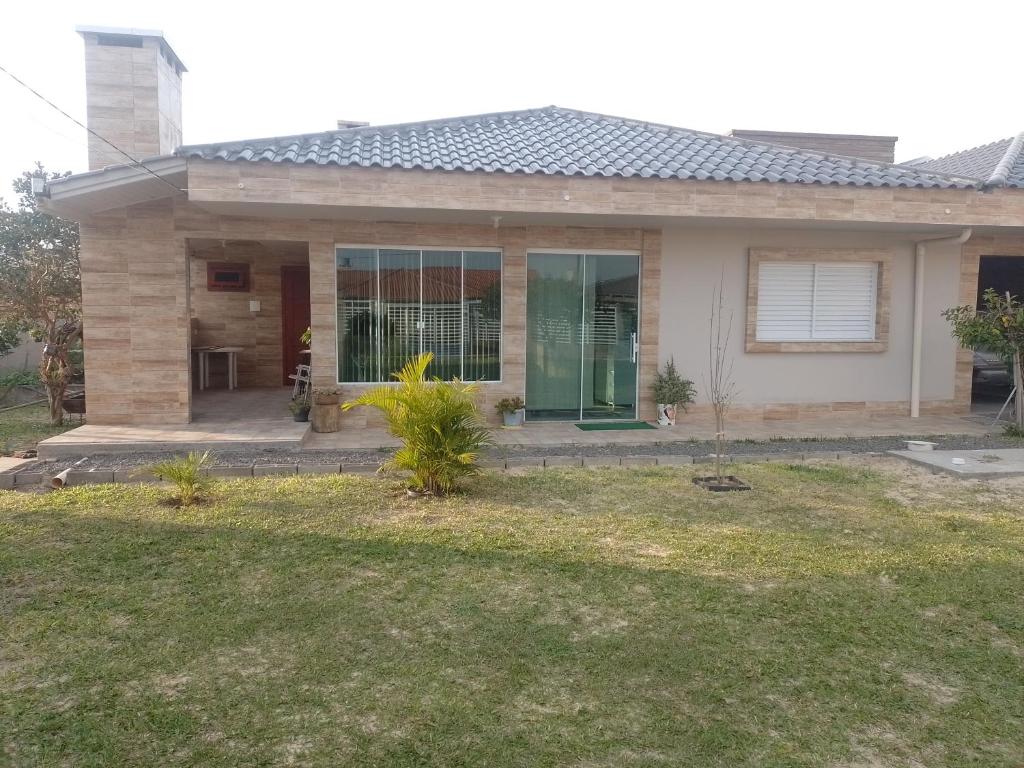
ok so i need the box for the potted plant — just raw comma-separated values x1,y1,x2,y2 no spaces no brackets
288,396,311,422
495,396,526,427
311,386,343,433
652,357,696,426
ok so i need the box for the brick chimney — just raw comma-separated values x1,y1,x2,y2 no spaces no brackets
730,129,898,165
76,26,186,170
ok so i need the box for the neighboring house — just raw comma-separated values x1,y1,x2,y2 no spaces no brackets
40,26,1024,427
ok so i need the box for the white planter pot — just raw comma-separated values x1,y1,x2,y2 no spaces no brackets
656,403,677,426
502,408,526,427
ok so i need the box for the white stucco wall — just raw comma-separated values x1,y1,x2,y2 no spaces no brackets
658,226,962,407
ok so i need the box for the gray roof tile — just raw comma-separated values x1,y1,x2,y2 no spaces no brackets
177,106,979,189
912,133,1024,188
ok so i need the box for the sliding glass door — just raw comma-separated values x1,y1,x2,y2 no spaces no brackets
526,252,640,421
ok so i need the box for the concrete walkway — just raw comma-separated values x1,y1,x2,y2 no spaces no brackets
37,385,994,457
306,412,993,451
37,420,308,458
891,448,1024,478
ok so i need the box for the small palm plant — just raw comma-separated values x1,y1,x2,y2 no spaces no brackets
147,451,212,506
342,353,490,495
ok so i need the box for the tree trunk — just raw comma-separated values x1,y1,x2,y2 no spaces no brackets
47,383,65,426
714,408,725,482
1014,350,1024,430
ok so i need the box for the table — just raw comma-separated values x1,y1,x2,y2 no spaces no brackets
193,346,244,390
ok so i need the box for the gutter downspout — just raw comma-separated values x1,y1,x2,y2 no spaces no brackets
911,228,972,418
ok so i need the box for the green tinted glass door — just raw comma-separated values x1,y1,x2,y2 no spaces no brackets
582,254,639,420
526,253,584,421
526,253,639,421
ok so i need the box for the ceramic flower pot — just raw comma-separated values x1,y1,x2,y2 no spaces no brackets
656,403,677,426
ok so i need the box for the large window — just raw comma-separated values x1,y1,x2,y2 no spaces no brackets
755,261,878,342
336,247,501,382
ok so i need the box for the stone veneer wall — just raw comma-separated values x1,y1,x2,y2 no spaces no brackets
79,199,190,424
188,240,308,388
78,197,661,426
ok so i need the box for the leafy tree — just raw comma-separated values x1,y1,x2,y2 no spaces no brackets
943,288,1024,429
0,164,81,425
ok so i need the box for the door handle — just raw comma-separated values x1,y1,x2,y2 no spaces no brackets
630,332,638,363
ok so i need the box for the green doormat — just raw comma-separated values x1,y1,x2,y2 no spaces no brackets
575,421,656,431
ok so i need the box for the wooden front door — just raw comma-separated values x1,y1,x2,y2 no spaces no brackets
281,266,311,385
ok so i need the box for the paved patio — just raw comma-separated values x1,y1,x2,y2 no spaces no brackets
37,388,305,458
35,387,999,458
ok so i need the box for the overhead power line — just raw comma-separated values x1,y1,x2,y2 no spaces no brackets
0,61,185,195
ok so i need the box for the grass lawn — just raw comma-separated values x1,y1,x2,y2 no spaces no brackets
0,403,74,454
2,461,1023,766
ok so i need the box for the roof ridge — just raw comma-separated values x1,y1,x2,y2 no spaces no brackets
986,131,1024,187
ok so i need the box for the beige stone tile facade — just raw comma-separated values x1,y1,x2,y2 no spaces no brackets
71,161,1024,429
79,197,660,426
187,160,1024,228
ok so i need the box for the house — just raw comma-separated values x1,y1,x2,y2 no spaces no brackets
40,27,1024,431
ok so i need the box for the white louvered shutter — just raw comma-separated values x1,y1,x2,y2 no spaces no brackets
756,261,878,342
811,263,876,340
755,262,814,340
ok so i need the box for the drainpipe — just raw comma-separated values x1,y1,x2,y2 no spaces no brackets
911,228,972,418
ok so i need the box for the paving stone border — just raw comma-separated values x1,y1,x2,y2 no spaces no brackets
0,450,865,490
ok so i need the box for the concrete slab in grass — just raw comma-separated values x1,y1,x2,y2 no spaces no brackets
13,472,43,487
506,457,544,468
0,473,14,490
582,456,620,467
544,456,583,468
207,466,255,478
730,454,770,464
252,464,298,477
113,469,158,483
620,456,657,466
802,451,842,461
654,455,694,466
298,463,341,475
64,470,115,486
693,455,730,465
890,448,1024,478
340,463,380,474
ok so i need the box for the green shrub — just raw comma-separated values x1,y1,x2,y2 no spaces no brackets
495,396,525,415
1003,423,1024,439
652,357,697,408
343,353,490,495
0,370,40,388
146,451,212,505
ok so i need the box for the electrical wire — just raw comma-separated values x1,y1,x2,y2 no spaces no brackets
0,61,186,194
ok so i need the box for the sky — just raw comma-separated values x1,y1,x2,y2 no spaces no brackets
1,0,1022,206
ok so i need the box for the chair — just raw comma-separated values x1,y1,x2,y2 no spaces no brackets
289,363,311,399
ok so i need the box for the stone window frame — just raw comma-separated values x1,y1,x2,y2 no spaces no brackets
745,248,891,353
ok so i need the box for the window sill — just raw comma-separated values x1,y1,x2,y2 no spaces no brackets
746,340,887,353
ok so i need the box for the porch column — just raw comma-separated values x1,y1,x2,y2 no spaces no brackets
79,198,191,425
308,239,338,388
